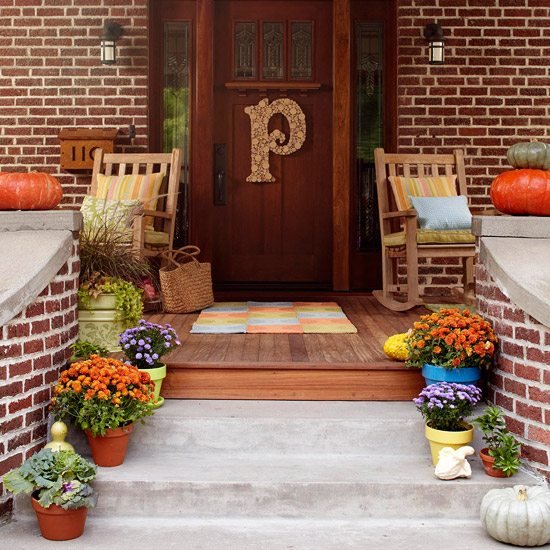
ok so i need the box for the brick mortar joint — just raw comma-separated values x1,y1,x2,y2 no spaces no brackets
0,321,78,357
490,383,550,411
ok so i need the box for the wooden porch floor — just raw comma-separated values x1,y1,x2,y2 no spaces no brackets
146,296,427,400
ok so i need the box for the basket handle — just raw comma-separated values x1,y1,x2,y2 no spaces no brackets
159,246,202,268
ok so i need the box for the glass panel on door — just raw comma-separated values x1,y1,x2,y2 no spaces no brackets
163,21,191,247
355,22,383,252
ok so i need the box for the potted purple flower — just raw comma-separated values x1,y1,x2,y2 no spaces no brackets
119,319,181,408
414,382,483,465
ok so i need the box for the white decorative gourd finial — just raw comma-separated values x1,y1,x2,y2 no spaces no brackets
434,446,475,480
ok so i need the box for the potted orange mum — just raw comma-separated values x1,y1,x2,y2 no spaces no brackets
406,308,497,386
50,355,155,466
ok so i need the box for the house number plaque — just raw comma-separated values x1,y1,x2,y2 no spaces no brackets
244,98,306,182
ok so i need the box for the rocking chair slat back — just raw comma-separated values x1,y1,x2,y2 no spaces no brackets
373,148,475,311
90,147,183,259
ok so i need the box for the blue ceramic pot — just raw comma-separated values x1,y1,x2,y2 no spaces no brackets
422,363,481,386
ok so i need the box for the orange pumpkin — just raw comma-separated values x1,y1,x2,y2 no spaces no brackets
490,169,550,216
0,172,63,210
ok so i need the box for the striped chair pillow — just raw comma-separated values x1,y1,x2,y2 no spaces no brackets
95,172,165,229
388,175,457,211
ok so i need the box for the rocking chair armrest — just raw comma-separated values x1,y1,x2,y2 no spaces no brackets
382,209,417,219
142,209,172,220
132,215,146,255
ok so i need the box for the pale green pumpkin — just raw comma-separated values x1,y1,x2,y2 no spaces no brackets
481,485,550,547
507,141,550,170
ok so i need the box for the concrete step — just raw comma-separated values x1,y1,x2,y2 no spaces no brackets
129,400,430,455
0,516,510,549
16,451,536,520
68,400,485,457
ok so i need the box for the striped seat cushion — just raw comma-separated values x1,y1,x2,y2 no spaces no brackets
383,229,475,248
388,175,457,211
95,172,165,229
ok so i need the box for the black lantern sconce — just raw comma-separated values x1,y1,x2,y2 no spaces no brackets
101,21,123,65
423,22,445,65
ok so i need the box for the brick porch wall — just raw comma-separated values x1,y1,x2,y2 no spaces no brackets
0,238,79,524
0,0,148,207
397,0,550,295
476,263,550,481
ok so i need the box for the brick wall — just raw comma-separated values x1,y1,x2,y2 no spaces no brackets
0,237,79,524
0,0,149,207
397,0,550,296
476,262,550,481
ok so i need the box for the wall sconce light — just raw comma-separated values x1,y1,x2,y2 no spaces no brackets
423,22,445,65
101,21,123,65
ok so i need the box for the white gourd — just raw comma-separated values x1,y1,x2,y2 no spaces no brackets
480,485,550,547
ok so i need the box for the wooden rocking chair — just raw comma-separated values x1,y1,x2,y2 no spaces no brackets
373,148,475,311
90,148,183,260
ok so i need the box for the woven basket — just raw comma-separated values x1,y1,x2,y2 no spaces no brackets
159,246,214,313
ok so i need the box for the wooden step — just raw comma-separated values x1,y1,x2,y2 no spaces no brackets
162,361,424,400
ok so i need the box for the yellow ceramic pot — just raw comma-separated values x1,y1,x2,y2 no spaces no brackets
425,423,474,466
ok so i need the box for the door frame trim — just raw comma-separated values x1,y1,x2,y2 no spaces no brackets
332,0,351,290
148,0,397,291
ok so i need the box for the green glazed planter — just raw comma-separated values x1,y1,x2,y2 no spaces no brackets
139,364,166,408
78,294,124,352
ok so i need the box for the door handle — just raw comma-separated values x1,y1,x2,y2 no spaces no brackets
214,144,227,205
215,170,226,205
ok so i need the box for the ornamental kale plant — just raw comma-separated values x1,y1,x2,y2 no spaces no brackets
3,449,97,510
414,382,483,432
120,320,181,369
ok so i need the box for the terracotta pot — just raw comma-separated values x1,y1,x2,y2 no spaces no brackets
479,448,507,478
85,424,134,467
31,497,87,541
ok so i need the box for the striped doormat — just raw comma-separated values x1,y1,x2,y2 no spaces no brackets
190,302,357,334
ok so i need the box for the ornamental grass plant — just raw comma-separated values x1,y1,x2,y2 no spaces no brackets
51,355,155,437
414,382,483,432
406,308,497,370
119,320,181,369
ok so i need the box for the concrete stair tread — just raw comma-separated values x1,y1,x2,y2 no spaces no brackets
153,399,421,420
99,451,535,485
1,516,508,549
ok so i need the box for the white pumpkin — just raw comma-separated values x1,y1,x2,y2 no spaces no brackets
481,485,550,547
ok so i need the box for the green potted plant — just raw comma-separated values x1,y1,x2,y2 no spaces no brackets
78,209,153,351
3,448,97,541
119,320,181,408
406,308,497,386
414,382,483,465
50,355,155,467
473,405,521,477
69,339,110,362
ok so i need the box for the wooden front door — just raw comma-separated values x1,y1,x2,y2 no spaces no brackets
212,1,333,288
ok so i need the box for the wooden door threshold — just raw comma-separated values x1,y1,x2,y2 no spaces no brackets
162,361,424,401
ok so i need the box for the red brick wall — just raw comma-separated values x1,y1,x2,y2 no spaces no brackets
0,238,79,523
476,263,550,481
0,0,149,207
397,0,550,295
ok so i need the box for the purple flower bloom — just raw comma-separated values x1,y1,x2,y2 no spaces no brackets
135,353,143,359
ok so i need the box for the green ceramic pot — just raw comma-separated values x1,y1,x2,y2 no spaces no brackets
139,364,166,408
78,294,124,352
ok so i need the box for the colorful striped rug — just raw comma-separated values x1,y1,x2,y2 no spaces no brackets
190,302,357,334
